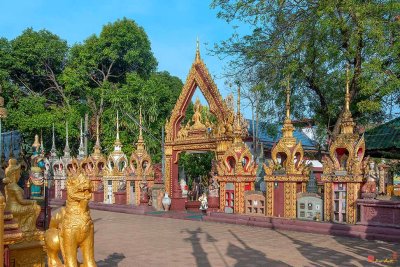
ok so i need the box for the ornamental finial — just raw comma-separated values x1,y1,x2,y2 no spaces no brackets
345,63,350,112
51,123,56,156
78,118,85,159
116,111,120,141
64,121,70,156
138,106,143,142
286,76,291,120
195,37,201,62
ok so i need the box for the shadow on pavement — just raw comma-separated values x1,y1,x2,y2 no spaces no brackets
183,227,212,267
275,230,379,267
96,252,125,267
227,230,290,267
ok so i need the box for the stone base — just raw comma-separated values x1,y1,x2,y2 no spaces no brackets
93,191,104,202
9,240,46,267
208,196,220,212
170,197,186,211
357,198,400,228
185,201,200,211
114,192,127,205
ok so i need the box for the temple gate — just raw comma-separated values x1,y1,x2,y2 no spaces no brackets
164,44,248,210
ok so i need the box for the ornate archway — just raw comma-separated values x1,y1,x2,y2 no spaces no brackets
164,45,247,210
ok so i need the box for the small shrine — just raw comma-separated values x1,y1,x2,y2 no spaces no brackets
321,68,368,224
52,122,73,200
81,116,106,202
216,88,257,214
263,80,309,219
126,108,154,205
103,112,128,204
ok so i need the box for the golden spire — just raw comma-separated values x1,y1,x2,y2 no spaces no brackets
233,85,242,141
340,63,355,135
280,76,295,144
138,106,143,142
92,115,102,159
195,37,201,62
113,111,122,148
136,106,146,153
345,63,350,112
285,77,291,120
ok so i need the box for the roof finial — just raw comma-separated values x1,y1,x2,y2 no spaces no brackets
195,37,201,61
50,123,57,157
139,106,143,142
237,84,241,118
116,111,120,141
64,121,70,156
95,115,100,147
286,76,291,120
78,118,85,159
345,63,350,112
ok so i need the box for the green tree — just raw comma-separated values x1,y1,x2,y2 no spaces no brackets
211,0,400,140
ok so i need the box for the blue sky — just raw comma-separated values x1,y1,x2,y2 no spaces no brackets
0,0,253,118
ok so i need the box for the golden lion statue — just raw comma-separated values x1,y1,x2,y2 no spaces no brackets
44,173,97,267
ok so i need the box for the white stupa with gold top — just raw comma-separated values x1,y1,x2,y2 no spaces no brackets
103,112,128,204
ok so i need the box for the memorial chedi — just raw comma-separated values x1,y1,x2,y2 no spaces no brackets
321,67,369,224
263,78,310,219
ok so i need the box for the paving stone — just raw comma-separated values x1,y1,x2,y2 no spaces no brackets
88,209,400,267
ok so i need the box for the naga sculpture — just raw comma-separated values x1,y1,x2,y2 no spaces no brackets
44,173,96,267
3,158,41,234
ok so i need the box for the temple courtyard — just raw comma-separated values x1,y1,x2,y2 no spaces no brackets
84,209,400,267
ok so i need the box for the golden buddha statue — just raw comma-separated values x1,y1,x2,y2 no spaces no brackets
3,158,40,233
191,97,206,130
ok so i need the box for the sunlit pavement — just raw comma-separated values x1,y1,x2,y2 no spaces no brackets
83,209,400,267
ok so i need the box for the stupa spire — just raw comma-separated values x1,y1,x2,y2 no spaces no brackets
285,77,291,120
50,123,56,156
78,118,85,159
195,37,201,62
64,121,70,157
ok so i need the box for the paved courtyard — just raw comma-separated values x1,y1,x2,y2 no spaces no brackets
88,209,399,267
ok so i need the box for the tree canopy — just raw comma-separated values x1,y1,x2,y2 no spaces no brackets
211,0,400,141
0,18,182,162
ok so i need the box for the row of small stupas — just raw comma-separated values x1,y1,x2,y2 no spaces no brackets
35,109,155,205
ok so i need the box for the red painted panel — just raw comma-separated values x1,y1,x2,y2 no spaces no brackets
244,183,251,191
273,182,285,217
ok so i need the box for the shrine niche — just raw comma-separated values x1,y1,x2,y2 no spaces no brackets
164,43,247,210
321,68,368,224
216,92,257,214
263,80,309,219
126,108,154,205
103,113,128,204
81,116,106,202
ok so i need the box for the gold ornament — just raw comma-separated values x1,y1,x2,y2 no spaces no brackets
44,172,96,267
3,158,41,234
